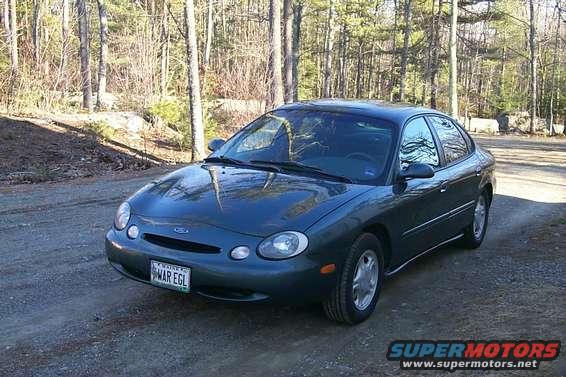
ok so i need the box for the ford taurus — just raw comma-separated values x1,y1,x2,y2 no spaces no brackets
105,100,495,324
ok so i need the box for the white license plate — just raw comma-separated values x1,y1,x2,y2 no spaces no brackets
150,260,190,293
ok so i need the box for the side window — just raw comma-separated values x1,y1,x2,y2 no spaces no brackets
399,117,439,169
453,120,473,151
428,116,469,164
236,116,282,153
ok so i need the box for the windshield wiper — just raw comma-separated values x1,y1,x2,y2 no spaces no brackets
251,159,322,171
250,160,353,183
204,156,244,165
204,156,281,172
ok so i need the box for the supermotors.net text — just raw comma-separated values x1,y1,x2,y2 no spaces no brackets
401,359,539,371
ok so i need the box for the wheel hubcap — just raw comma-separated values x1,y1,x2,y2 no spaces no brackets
352,250,379,311
473,196,487,239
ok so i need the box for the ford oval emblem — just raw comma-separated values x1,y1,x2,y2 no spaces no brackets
174,227,189,234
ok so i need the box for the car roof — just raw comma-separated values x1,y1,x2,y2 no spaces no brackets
276,99,447,125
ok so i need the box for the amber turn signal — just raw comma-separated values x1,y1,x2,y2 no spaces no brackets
320,264,336,274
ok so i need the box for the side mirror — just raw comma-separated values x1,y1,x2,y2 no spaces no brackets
399,163,435,180
207,138,226,152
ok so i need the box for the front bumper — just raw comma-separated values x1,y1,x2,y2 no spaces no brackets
105,218,336,303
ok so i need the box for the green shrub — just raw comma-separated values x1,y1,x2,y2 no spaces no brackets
85,121,116,141
203,102,219,142
145,99,192,150
145,98,221,150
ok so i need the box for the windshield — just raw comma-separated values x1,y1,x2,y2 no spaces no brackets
212,109,397,185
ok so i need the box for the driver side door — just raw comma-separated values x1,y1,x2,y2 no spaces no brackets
390,116,448,265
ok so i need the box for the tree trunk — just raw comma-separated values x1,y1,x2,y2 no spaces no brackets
60,0,70,95
322,0,335,98
430,0,442,109
96,0,108,110
160,0,170,97
8,0,17,75
282,0,293,103
399,0,412,102
32,0,41,68
291,1,302,102
497,32,506,107
355,42,363,98
268,0,284,108
184,0,205,160
448,0,458,118
389,0,399,101
2,0,10,60
547,0,561,136
204,0,213,67
338,24,347,97
528,0,537,133
76,0,93,112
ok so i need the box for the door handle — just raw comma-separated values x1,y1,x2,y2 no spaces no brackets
440,181,449,193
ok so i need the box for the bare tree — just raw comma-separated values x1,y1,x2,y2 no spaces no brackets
399,0,412,102
2,0,10,56
448,0,458,118
291,1,303,102
283,0,293,103
338,24,348,97
430,0,442,109
8,0,17,75
389,0,399,101
32,0,41,68
184,0,205,160
268,0,284,108
76,0,93,111
96,0,108,109
159,0,170,97
60,0,70,95
548,0,561,135
528,0,537,133
204,0,213,67
322,0,335,98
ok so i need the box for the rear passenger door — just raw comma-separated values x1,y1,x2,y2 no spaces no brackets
426,115,481,238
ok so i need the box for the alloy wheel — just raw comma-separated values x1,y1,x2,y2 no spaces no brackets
352,249,379,310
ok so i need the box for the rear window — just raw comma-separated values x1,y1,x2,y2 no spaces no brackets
428,116,469,164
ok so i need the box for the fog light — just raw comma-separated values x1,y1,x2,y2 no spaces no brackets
127,225,139,239
230,246,250,260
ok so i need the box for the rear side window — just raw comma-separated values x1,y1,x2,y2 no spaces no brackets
428,116,469,164
453,120,474,151
399,117,439,169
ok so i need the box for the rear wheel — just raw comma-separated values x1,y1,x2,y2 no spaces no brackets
460,190,490,249
323,233,384,324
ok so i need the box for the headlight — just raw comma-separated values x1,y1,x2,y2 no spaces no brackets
114,202,131,230
257,231,308,259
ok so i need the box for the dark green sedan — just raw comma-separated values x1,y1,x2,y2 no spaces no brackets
106,100,495,324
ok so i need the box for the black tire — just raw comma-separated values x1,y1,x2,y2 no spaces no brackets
460,190,490,249
322,233,384,324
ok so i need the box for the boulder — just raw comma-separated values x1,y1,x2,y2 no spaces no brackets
94,92,119,111
53,111,150,138
496,111,547,134
66,92,119,110
468,118,499,134
214,98,265,114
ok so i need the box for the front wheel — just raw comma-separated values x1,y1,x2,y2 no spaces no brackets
323,233,384,324
460,191,490,249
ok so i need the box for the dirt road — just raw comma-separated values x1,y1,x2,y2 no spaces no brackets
1,136,565,376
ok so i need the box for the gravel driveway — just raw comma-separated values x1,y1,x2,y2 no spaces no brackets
1,135,565,377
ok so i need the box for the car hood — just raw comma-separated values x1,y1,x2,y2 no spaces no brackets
128,163,372,236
